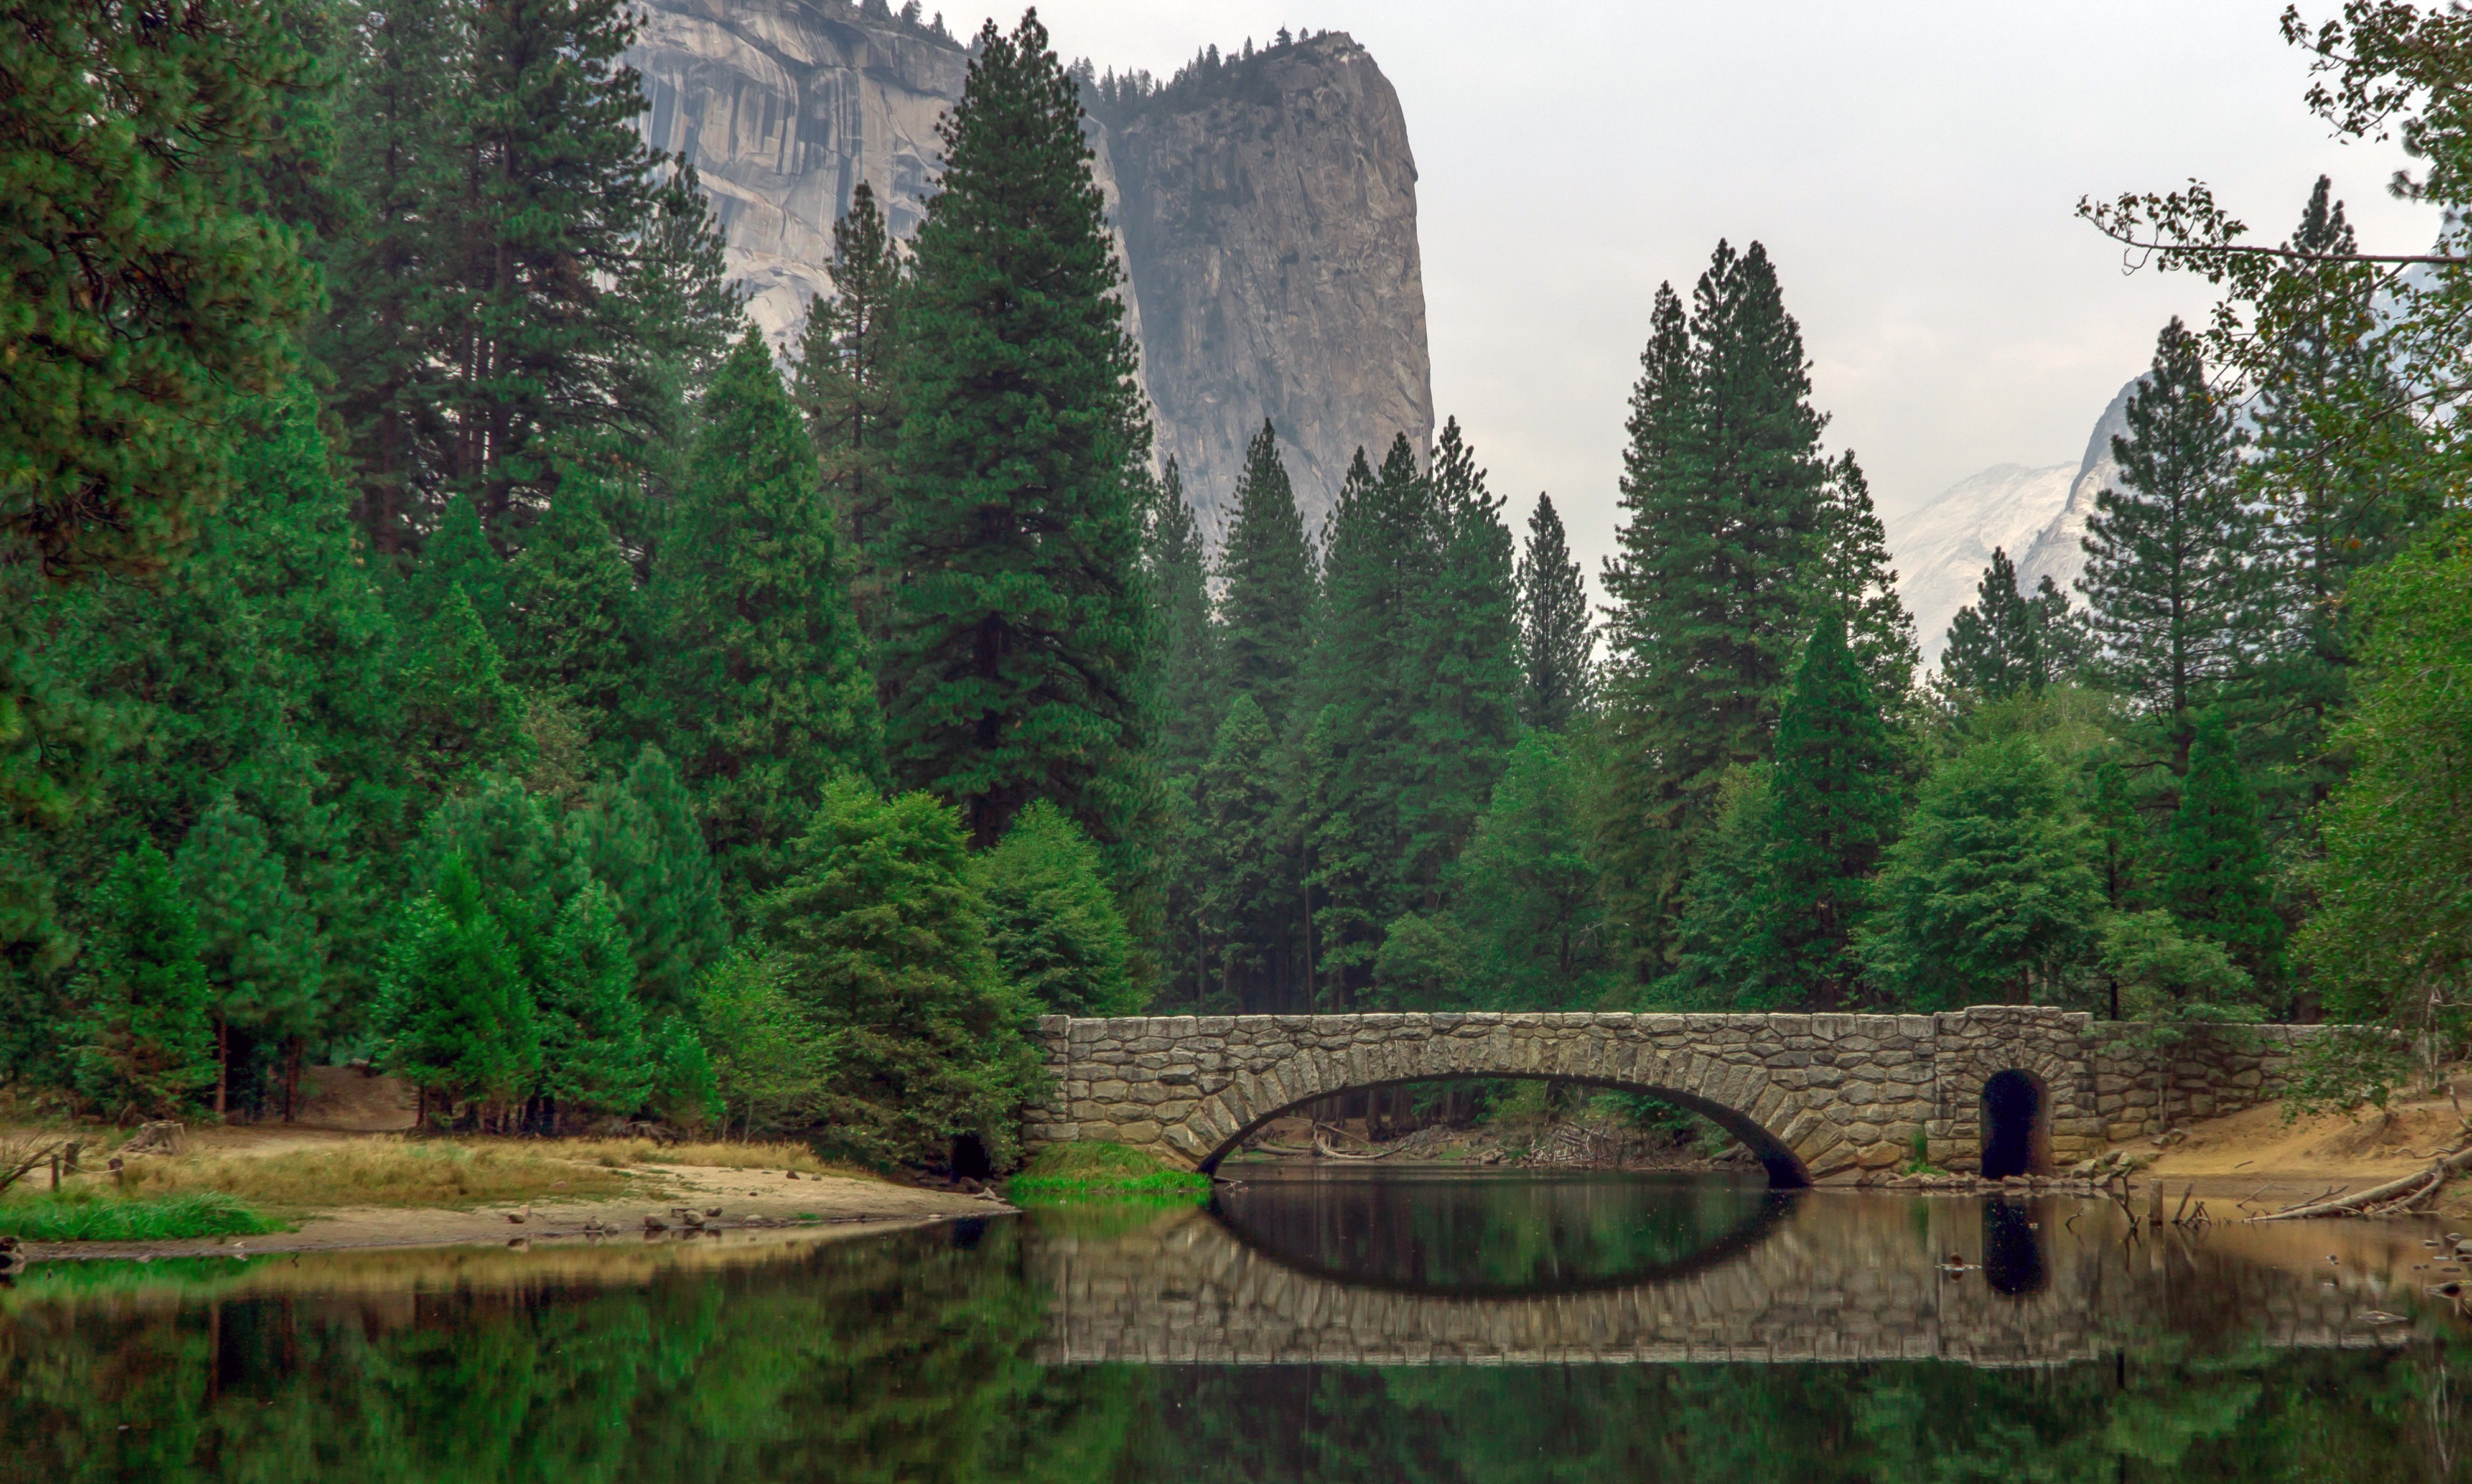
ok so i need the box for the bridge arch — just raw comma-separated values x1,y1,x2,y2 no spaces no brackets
1201,1066,1812,1185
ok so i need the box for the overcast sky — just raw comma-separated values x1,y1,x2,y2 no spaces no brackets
1015,1,2436,587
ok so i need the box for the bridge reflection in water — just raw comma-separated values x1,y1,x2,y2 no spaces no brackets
1032,1172,2442,1368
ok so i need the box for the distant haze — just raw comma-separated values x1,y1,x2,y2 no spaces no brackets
1014,1,2434,600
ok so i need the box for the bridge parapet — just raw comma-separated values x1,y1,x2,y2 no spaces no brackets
1022,1007,2333,1178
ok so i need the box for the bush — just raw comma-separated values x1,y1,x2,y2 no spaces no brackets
1005,1142,1208,1204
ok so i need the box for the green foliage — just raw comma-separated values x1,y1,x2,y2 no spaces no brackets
2161,712,2283,989
1215,420,1316,732
400,586,529,801
173,793,323,1101
2296,526,2472,1044
1596,245,1836,963
0,1190,279,1243
2080,318,2258,769
691,948,826,1135
2099,910,2254,1024
501,474,644,764
1810,452,1919,701
976,800,1141,1017
533,880,651,1120
1006,1142,1210,1203
1516,493,1594,730
68,846,217,1121
373,853,538,1109
658,330,882,907
1760,615,1904,1005
0,0,322,582
1449,730,1618,1009
568,745,727,1016
409,773,581,989
1860,736,2104,1009
648,1012,722,1132
1657,765,1781,1009
1195,695,1294,1010
1143,459,1220,775
410,494,505,632
1371,910,1472,1009
881,14,1153,858
758,777,1042,1167
793,179,906,641
1939,548,2091,702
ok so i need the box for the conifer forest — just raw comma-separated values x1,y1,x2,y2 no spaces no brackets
8,0,2472,1165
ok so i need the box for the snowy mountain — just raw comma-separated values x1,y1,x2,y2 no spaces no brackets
1891,375,2142,663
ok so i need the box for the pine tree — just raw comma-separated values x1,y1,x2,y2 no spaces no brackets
658,330,882,905
411,493,506,631
758,778,1040,1167
975,800,1142,1017
1516,494,1593,731
1297,439,1430,1004
880,14,1154,857
174,794,323,1119
1450,730,1617,1009
376,852,538,1118
1,0,322,583
1403,418,1522,900
401,587,529,800
1145,459,1221,773
1195,694,1294,1012
2079,318,2257,771
1655,765,1780,1009
1597,244,1832,963
533,879,652,1124
1811,452,1918,700
793,180,906,643
1860,736,2104,1009
1216,421,1317,732
1942,551,2095,700
503,473,644,764
1759,615,1904,1006
411,773,584,991
570,745,728,1016
2162,712,2284,987
69,846,218,1121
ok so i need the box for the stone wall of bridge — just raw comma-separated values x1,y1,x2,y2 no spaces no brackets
1031,1199,2425,1368
1022,1006,2333,1178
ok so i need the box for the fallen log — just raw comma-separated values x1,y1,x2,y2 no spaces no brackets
1313,1131,1392,1161
2251,1137,2472,1221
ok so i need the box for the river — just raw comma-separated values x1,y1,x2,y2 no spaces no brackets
4,1169,2468,1480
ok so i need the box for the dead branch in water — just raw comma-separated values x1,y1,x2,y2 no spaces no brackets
2250,1136,2472,1221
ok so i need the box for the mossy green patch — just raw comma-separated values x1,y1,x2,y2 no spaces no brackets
1006,1142,1209,1206
0,1190,283,1243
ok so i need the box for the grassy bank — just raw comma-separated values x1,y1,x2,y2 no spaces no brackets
1007,1144,1210,1205
113,1139,640,1209
0,1190,281,1242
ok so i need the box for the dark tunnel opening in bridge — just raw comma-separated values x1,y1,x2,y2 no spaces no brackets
1200,1073,1814,1188
1979,1069,2050,1179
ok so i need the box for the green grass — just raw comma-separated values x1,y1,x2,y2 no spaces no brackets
1007,1143,1210,1206
0,1190,283,1243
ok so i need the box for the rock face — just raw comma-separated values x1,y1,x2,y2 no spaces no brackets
626,6,1432,528
1096,34,1433,525
2015,376,2139,603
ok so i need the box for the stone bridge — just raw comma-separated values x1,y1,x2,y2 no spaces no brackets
1023,1006,2330,1180
1032,1196,2434,1368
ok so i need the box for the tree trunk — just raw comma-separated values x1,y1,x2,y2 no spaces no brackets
215,1020,228,1122
283,1038,302,1124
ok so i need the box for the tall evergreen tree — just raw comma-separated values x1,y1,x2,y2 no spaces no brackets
880,14,1154,857
2079,318,2258,772
793,180,906,643
758,778,1040,1167
532,879,652,1123
1759,615,1904,1006
409,492,506,630
400,586,529,801
658,330,882,905
69,845,217,1121
1941,549,2040,697
974,800,1141,1017
1215,420,1317,731
1516,493,1593,731
1195,694,1293,1012
1811,452,1918,700
1144,459,1221,773
2162,712,2284,987
1450,730,1617,1009
410,772,584,991
503,474,644,764
375,852,538,1119
1402,418,1522,901
174,794,323,1119
1597,243,1832,963
570,745,727,1015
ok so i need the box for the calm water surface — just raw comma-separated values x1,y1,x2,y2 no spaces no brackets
6,1169,2471,1482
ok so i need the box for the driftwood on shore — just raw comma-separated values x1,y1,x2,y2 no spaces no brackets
2249,1132,2472,1221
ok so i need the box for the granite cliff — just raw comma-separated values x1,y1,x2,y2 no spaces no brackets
626,4,1432,526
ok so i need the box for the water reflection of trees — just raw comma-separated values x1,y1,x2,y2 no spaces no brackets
1208,1171,1788,1293
1,1220,2468,1482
